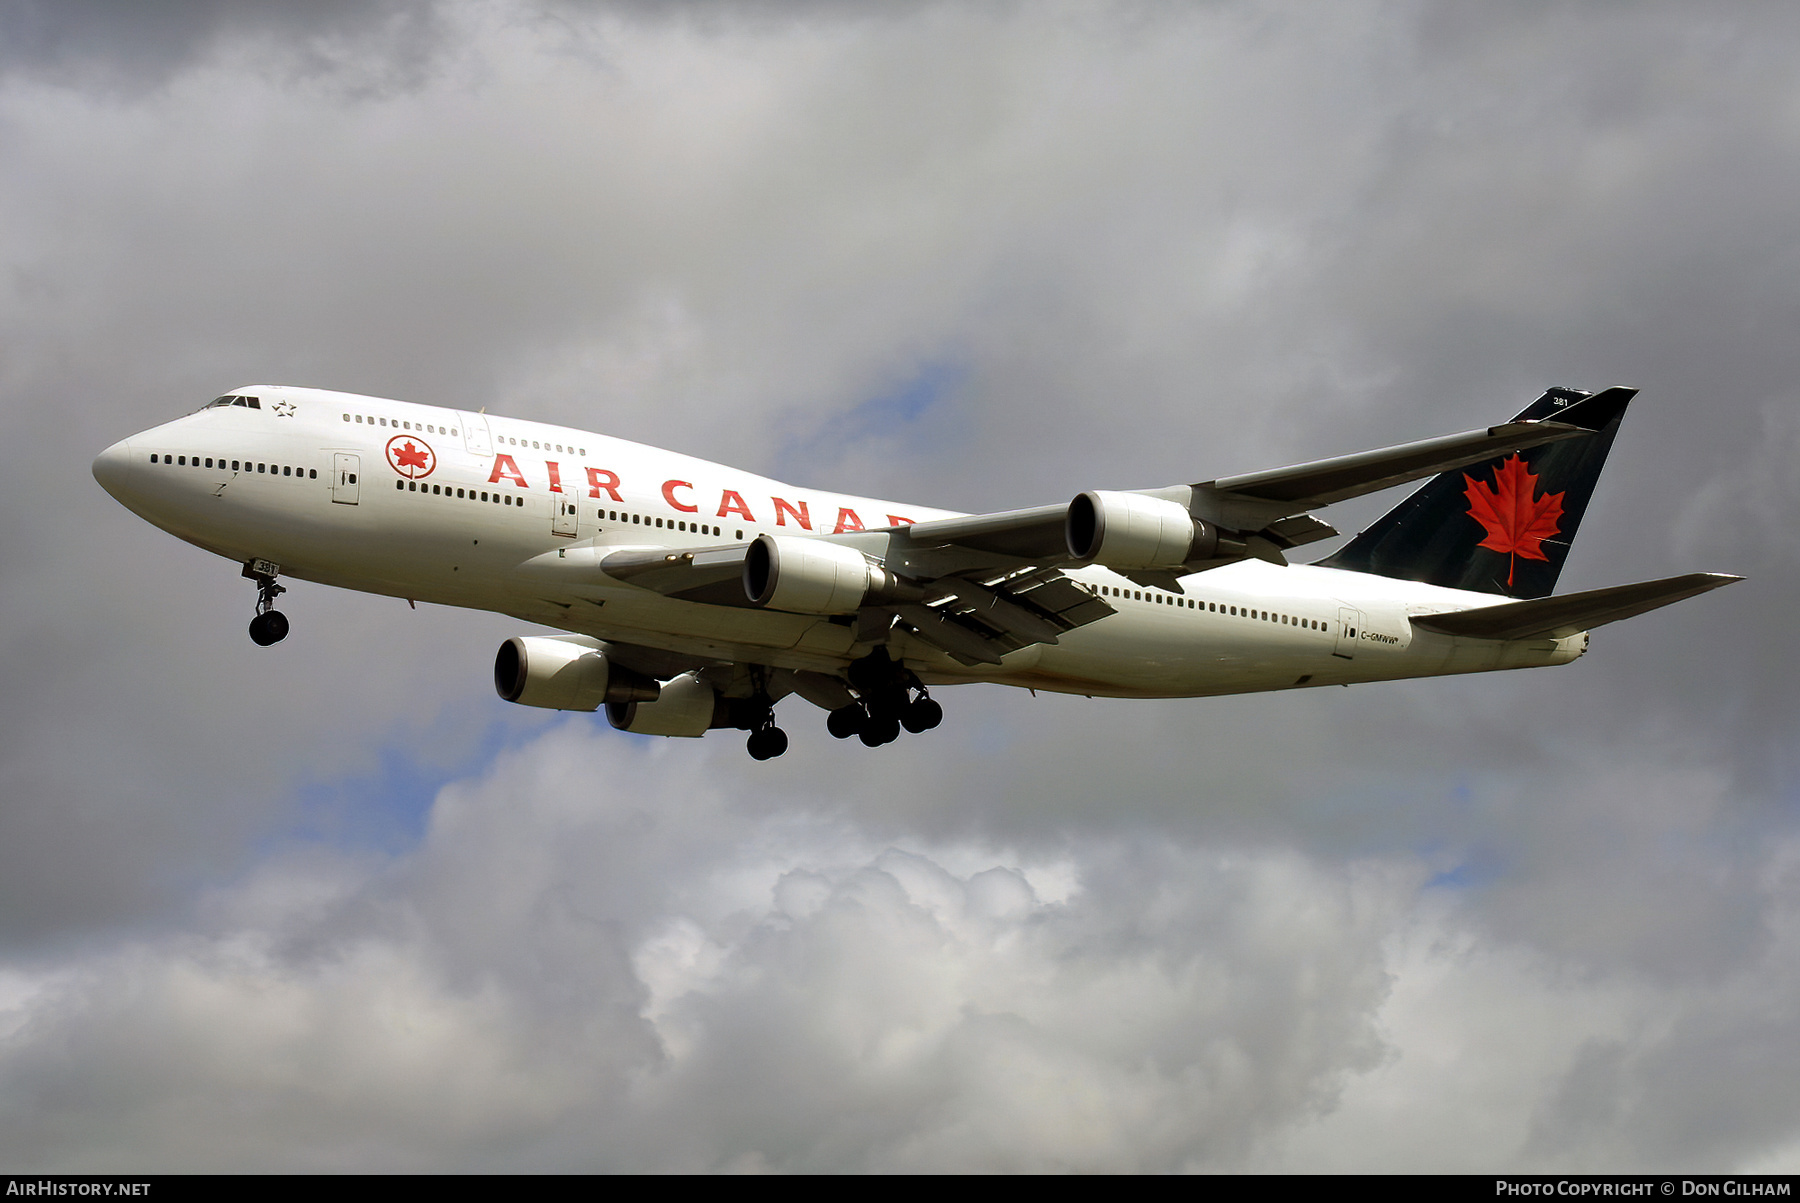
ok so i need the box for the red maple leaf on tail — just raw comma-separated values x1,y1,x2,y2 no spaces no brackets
1463,454,1564,589
394,442,430,471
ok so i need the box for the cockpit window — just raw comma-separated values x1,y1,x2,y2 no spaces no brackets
202,395,262,410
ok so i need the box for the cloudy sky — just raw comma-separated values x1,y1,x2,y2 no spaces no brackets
2,0,1794,1172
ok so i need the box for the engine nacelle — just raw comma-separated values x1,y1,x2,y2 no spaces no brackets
606,671,719,737
1065,491,1241,569
494,636,660,712
744,534,876,614
1065,491,1195,568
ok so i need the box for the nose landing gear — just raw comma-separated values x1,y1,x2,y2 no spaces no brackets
242,559,289,646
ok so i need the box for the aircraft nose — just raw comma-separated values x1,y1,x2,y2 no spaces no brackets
91,437,136,502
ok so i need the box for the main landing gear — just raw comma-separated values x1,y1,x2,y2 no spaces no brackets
731,671,790,761
746,722,789,761
828,649,944,748
243,560,289,646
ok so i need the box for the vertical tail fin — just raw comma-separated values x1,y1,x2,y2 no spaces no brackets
1316,386,1634,599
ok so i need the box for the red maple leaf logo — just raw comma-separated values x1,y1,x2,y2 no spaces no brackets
385,435,435,479
1463,454,1564,589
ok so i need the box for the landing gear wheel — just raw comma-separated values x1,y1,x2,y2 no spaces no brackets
747,726,789,760
248,610,289,646
827,705,864,739
244,561,289,647
866,691,905,722
901,696,943,733
858,714,901,747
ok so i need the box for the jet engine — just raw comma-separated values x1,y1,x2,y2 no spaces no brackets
1065,490,1242,569
743,534,924,614
606,671,720,737
494,635,660,711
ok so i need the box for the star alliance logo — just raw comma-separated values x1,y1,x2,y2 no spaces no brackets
271,399,297,417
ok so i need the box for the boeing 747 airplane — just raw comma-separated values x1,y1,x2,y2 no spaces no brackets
92,384,1737,758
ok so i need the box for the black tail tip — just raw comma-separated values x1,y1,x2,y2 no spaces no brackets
1552,386,1637,431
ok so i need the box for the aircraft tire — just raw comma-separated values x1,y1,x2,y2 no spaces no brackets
747,727,789,760
866,690,905,721
859,715,901,747
249,611,289,646
826,705,863,739
901,697,942,733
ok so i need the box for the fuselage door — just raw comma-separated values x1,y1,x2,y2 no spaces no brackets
332,453,361,505
460,413,493,458
1333,606,1364,659
552,493,579,538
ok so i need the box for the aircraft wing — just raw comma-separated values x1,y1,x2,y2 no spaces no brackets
599,545,758,606
591,388,1638,666
1409,572,1741,641
1194,387,1632,519
598,542,1116,666
893,387,1633,570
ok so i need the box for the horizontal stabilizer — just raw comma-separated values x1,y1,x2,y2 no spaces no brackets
1410,572,1741,641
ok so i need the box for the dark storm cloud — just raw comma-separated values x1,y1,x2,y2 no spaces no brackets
0,0,450,94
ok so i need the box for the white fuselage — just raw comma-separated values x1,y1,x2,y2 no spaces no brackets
92,386,1585,698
